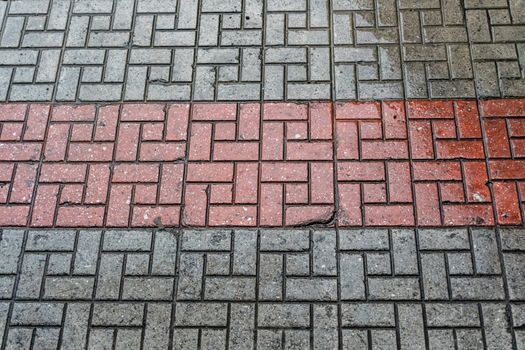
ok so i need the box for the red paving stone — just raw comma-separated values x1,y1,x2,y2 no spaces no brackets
0,100,524,227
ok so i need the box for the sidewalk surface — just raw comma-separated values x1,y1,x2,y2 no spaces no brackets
0,0,524,349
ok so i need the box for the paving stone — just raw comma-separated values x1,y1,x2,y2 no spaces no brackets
122,277,173,300
285,278,337,301
426,303,480,327
0,0,525,343
0,0,520,100
0,228,522,348
258,304,310,327
10,84,53,101
91,303,144,326
175,302,228,327
11,302,63,326
341,303,395,326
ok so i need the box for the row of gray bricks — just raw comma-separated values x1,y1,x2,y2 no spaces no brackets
0,227,524,349
3,20,525,48
2,302,523,349
3,45,520,68
1,228,523,302
1,0,524,47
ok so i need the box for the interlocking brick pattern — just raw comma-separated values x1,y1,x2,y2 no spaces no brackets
1,100,524,228
0,227,523,349
0,0,524,101
336,99,525,226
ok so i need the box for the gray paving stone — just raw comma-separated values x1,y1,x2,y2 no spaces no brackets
148,84,191,101
205,277,256,300
122,277,173,300
154,31,196,46
125,254,150,276
66,16,89,47
0,0,523,100
286,278,338,301
0,276,15,299
22,32,64,48
483,304,514,350
13,67,34,83
259,253,283,300
312,230,337,275
61,303,90,348
392,229,418,274
144,304,171,349
0,68,12,100
132,15,153,46
56,67,81,101
11,302,63,326
47,254,72,275
96,254,123,299
0,223,524,347
16,253,46,299
10,84,53,101
0,230,24,274
175,302,228,327
91,303,144,326
217,83,260,100
26,230,76,251
260,229,309,251
504,253,525,300
103,230,152,251
340,253,366,300
426,303,480,327
368,277,421,300
137,0,176,13
36,50,61,82
451,277,505,300
264,65,285,99
419,228,470,249
79,83,122,101
206,253,230,275
287,83,331,99
0,50,38,65
44,277,95,299
341,303,395,326
258,304,310,327
73,231,101,275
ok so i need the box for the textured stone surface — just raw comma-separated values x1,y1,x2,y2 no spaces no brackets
0,227,523,348
1,100,525,227
0,0,524,101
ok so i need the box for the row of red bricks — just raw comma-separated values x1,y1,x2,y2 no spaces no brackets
1,101,524,159
0,99,524,227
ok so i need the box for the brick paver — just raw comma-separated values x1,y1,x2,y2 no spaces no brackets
1,1,525,347
0,100,524,228
0,0,525,101
0,227,523,349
